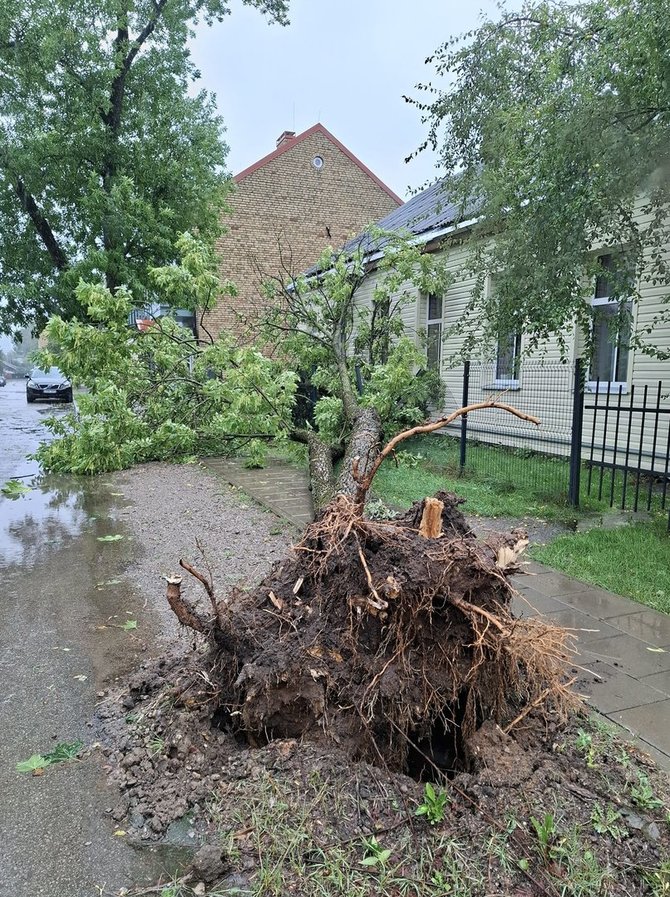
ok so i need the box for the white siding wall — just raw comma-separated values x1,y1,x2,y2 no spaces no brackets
351,227,670,466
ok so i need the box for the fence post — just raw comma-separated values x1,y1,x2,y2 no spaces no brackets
459,360,470,472
568,357,585,507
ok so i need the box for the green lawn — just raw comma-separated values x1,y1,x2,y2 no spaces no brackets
532,517,670,614
372,434,620,523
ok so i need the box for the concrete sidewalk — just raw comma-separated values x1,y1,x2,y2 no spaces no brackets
204,456,670,768
512,564,670,768
203,456,314,528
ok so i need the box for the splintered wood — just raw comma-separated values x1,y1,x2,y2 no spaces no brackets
419,497,444,539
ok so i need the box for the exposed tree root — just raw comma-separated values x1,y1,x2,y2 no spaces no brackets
172,489,578,777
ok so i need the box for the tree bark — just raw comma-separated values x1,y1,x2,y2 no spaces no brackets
291,428,335,509
335,405,382,499
292,407,381,509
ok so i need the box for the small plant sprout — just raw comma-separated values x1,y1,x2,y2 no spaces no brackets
630,773,665,811
530,812,556,861
415,782,450,825
575,728,598,767
149,737,165,757
360,835,392,870
575,728,592,752
590,804,625,840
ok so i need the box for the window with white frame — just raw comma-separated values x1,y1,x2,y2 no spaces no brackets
589,253,632,389
426,293,443,371
495,330,522,385
487,274,522,387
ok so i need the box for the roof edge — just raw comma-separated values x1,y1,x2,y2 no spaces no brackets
233,123,403,206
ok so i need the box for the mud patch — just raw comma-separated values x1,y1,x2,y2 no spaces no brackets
101,665,670,895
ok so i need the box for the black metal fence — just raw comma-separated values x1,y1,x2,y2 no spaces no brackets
455,357,670,529
579,366,670,524
454,359,576,503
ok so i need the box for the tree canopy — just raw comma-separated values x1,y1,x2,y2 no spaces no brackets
0,0,289,334
37,229,449,498
410,0,670,358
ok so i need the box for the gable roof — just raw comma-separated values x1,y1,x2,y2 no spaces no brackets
233,123,403,206
340,176,481,256
302,176,480,277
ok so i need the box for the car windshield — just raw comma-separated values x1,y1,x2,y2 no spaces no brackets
31,367,64,378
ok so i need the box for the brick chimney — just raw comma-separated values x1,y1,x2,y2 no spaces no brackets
276,130,296,148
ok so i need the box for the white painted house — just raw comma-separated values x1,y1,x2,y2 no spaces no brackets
344,179,670,471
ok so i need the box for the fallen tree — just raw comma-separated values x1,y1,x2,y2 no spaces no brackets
260,229,452,507
165,403,578,777
35,229,449,486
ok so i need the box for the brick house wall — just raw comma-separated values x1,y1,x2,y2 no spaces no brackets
202,124,402,341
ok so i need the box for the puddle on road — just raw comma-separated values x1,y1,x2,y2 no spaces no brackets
0,475,86,568
1,387,187,895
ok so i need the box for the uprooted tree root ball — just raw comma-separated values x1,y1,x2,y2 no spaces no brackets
169,491,579,778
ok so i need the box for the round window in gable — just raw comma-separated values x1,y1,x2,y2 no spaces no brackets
312,155,324,170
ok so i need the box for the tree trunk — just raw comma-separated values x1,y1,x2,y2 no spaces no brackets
305,431,336,508
335,405,381,499
291,428,336,509
292,405,381,510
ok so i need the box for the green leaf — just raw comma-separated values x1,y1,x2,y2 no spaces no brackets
97,534,124,542
122,620,138,630
360,856,380,867
16,754,49,773
1,480,31,499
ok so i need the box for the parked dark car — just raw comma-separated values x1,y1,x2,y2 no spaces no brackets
26,367,73,403
0,376,6,387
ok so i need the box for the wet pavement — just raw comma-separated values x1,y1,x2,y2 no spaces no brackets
0,381,181,896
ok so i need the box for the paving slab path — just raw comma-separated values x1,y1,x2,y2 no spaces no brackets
203,456,314,528
511,564,670,769
205,456,670,769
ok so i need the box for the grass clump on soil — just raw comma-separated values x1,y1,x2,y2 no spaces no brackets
532,516,670,614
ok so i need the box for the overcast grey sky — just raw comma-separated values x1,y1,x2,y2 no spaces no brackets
190,0,501,200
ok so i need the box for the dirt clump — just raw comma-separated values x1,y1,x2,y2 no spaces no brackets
167,492,576,777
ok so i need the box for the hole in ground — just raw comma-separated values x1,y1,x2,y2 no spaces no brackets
406,692,470,782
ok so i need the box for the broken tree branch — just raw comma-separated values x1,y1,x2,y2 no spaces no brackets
352,401,541,507
419,497,444,538
179,557,221,627
163,573,207,633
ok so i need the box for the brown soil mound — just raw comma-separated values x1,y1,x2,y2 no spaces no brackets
167,492,576,778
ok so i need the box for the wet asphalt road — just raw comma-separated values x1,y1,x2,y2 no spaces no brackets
0,381,175,895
